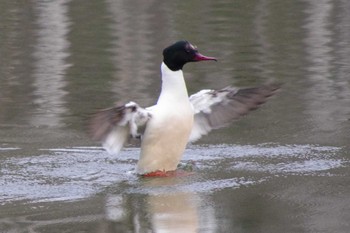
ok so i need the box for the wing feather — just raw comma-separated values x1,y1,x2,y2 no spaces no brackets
89,102,151,155
189,83,280,142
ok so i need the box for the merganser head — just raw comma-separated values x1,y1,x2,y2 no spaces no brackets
163,40,217,71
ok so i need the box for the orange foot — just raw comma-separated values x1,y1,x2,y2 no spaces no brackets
141,169,194,178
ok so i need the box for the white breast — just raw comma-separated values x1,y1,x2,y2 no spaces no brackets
136,63,194,174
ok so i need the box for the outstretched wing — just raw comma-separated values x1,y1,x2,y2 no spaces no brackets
189,83,280,142
89,102,151,155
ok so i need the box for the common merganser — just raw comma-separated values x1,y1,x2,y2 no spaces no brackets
89,40,279,176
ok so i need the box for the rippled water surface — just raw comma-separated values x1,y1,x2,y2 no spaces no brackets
1,0,350,233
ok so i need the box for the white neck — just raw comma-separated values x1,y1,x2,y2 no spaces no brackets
157,62,189,104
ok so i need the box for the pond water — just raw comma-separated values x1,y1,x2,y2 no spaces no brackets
1,0,350,233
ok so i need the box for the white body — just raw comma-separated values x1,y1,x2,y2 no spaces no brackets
95,63,277,175
137,63,194,174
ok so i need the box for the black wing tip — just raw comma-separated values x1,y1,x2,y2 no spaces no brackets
227,82,282,98
222,82,282,116
262,82,283,92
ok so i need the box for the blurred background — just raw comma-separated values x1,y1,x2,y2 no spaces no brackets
1,0,350,148
0,0,349,233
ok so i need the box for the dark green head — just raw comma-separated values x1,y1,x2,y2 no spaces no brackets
163,40,217,71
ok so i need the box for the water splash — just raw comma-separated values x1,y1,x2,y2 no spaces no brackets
0,144,345,204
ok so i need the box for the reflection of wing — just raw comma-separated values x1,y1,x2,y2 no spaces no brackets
189,84,280,142
89,102,151,155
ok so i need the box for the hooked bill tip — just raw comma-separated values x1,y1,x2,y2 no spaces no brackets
193,52,217,62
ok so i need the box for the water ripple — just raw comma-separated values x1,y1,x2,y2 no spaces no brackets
0,144,346,204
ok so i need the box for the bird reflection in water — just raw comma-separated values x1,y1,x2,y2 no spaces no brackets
102,177,205,233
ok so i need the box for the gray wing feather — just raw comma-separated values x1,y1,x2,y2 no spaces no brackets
189,84,280,142
89,102,151,155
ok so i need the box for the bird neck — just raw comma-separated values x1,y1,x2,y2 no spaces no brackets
158,62,189,104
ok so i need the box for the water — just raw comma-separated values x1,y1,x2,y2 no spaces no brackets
1,0,350,232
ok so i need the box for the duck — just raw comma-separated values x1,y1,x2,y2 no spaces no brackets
89,40,279,177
